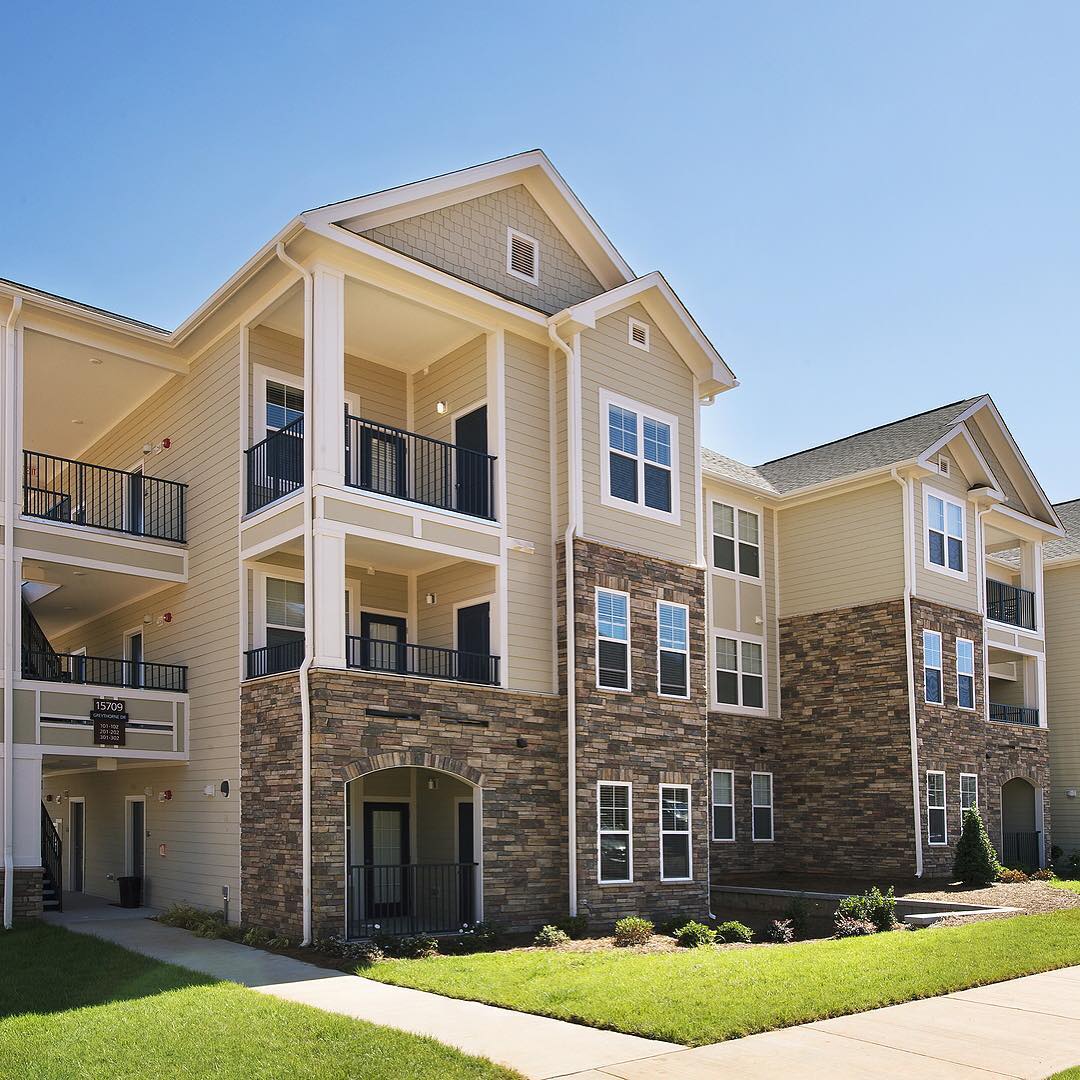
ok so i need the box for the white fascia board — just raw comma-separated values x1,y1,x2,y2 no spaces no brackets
982,501,1066,542
919,424,998,489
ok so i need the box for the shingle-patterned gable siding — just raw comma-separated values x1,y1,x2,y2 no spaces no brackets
357,184,605,314
1046,499,1080,563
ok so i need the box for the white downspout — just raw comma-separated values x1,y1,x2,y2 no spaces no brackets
548,321,579,916
275,244,315,944
892,467,923,878
3,297,23,929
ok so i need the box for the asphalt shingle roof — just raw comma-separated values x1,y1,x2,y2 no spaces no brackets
1046,499,1080,563
700,448,778,494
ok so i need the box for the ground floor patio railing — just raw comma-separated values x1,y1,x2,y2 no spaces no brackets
346,862,477,939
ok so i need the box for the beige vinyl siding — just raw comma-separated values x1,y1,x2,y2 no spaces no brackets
504,332,555,693
47,329,242,913
416,561,496,651
553,348,568,536
357,184,604,315
913,450,980,612
413,335,487,445
352,570,409,621
705,480,780,714
1045,563,1080,854
580,305,697,565
778,480,905,618
989,671,1027,708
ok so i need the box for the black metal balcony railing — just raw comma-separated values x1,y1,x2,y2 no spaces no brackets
347,862,477,939
23,451,186,543
346,636,500,686
990,702,1040,727
244,639,305,680
22,649,187,692
1001,831,1042,872
345,415,496,521
986,578,1037,631
246,417,304,514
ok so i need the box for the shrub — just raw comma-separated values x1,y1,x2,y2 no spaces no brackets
613,915,654,947
534,924,570,948
312,935,382,965
715,920,754,944
159,903,244,940
556,914,590,940
836,886,897,932
767,918,796,944
997,867,1029,884
834,915,876,938
394,935,439,960
242,926,274,949
1069,851,1080,878
673,921,717,948
783,895,812,938
1031,867,1056,881
953,807,1002,885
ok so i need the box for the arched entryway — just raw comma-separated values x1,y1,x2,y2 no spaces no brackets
1000,777,1041,871
342,757,483,940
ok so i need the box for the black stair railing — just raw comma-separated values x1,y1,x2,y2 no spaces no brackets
345,636,500,686
345,414,496,521
41,802,62,913
986,579,1037,631
23,451,186,543
246,417,304,514
21,599,62,681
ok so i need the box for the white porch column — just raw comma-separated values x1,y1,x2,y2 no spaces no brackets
311,267,346,488
312,526,347,669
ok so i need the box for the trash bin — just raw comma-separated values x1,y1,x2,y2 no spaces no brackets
117,876,142,909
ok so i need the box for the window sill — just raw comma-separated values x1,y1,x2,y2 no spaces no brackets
660,877,694,884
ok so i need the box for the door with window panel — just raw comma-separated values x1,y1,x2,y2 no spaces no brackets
264,381,304,490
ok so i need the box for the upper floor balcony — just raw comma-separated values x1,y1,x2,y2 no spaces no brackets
985,578,1036,632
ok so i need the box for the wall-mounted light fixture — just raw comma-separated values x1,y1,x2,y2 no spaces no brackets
425,593,437,605
427,777,438,790
435,400,448,415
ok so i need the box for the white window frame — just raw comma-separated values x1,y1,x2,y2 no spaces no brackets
627,316,651,352
927,771,948,846
711,501,761,579
255,568,306,650
599,389,681,525
956,637,976,711
505,227,540,285
595,587,631,693
659,783,693,882
751,771,774,842
960,772,979,813
923,485,967,580
713,634,767,713
253,364,358,445
597,781,633,885
711,769,735,843
923,629,943,706
656,600,690,699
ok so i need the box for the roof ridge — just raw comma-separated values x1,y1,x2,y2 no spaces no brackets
756,396,983,469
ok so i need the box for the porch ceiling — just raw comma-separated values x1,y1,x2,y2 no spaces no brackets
253,532,470,574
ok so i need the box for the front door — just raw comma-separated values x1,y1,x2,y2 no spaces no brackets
363,802,410,918
456,602,491,683
359,613,407,674
70,800,85,892
125,631,143,689
457,801,475,924
454,406,489,517
357,426,408,499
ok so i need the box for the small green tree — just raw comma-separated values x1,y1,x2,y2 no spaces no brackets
954,806,1002,884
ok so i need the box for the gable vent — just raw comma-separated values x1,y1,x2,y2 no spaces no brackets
628,317,650,352
506,228,539,284
937,455,951,477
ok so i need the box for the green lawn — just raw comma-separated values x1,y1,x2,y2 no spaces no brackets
1051,878,1080,895
0,923,518,1080
368,909,1080,1046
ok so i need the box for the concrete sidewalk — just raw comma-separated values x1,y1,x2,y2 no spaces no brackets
45,907,676,1079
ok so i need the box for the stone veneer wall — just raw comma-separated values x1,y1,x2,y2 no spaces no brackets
0,868,43,920
780,599,918,877
912,597,1050,876
564,538,711,924
240,669,567,939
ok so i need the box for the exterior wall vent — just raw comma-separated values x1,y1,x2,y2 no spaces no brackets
628,317,651,352
937,455,951,477
506,228,539,284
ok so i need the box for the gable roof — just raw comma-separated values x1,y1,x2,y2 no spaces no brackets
701,448,778,495
754,397,983,494
1045,499,1080,563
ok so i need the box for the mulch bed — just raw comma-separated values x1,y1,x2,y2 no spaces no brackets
906,880,1080,916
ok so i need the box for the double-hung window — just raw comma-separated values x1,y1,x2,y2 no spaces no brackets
711,770,734,841
923,630,943,705
659,784,692,881
597,782,632,883
265,577,304,650
960,773,978,813
927,771,947,845
602,392,678,518
716,637,764,709
596,588,630,691
926,490,965,575
657,602,689,697
956,638,975,709
712,502,760,577
265,379,304,434
751,772,774,841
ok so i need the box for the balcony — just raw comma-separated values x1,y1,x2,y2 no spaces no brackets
989,703,1040,727
245,639,305,680
345,415,496,521
347,862,478,939
22,649,188,692
23,450,187,543
986,579,1037,631
245,417,304,515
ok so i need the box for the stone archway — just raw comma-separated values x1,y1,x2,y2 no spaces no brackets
340,750,484,787
1000,777,1040,871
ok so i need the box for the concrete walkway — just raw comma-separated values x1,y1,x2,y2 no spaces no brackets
44,905,677,1079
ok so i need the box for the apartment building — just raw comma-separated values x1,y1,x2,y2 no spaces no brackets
1044,500,1080,862
704,397,1062,881
0,153,1061,939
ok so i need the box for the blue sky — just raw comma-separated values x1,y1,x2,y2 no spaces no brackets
2,3,1077,499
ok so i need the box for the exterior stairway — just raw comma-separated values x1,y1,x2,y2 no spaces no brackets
41,803,62,912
